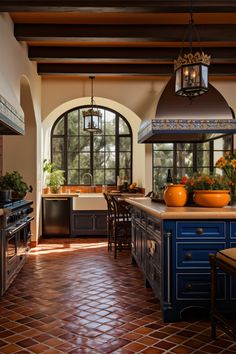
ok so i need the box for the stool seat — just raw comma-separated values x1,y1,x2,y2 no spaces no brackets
216,248,236,268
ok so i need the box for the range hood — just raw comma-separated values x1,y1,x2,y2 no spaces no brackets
138,77,236,143
0,94,25,135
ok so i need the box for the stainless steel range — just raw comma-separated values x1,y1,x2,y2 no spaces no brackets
0,200,33,295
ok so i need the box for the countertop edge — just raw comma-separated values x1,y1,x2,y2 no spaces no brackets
42,193,78,198
125,197,236,219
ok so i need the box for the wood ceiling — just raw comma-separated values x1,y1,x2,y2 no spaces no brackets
1,1,236,77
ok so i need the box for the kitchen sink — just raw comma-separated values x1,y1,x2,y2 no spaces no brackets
73,193,107,210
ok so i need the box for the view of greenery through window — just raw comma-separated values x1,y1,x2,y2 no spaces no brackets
153,136,233,192
51,106,132,185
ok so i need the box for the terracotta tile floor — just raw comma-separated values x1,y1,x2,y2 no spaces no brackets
0,237,235,354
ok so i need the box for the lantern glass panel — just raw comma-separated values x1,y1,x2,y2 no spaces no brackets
201,65,208,88
183,64,200,89
175,68,181,92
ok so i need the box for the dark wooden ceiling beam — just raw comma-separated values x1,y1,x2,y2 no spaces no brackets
37,63,236,76
2,1,236,13
15,24,236,43
29,46,236,63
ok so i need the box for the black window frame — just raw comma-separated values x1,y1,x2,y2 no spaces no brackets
152,136,233,191
51,105,133,186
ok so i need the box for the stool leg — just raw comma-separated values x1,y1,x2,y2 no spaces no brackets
209,254,217,339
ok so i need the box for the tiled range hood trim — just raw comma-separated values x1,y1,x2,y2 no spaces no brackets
0,94,24,135
138,77,236,143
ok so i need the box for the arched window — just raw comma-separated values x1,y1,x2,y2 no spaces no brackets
51,106,132,185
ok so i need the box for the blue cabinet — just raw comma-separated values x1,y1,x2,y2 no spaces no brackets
71,210,107,236
131,206,236,322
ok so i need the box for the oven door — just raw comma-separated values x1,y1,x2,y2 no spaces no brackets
5,217,33,290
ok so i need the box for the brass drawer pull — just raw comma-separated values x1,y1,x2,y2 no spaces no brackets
185,283,192,291
196,227,204,235
184,252,192,260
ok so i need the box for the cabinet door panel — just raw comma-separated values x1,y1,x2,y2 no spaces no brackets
73,214,93,230
94,213,107,231
230,222,236,238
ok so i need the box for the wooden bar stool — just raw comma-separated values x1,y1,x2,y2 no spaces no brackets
110,195,131,259
209,248,236,340
103,192,115,251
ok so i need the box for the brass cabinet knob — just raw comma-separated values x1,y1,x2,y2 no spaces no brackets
196,227,204,235
184,252,192,260
185,283,192,291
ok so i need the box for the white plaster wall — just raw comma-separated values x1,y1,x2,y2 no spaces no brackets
0,13,42,242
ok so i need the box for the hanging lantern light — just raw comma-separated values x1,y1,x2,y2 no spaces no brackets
174,2,211,98
83,76,102,133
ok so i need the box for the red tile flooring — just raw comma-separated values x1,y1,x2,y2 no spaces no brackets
0,237,235,354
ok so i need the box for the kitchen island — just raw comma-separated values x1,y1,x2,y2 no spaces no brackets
126,197,236,322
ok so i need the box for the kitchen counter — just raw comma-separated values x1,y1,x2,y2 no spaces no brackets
126,197,236,219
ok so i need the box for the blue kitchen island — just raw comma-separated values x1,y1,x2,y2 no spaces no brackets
126,197,236,322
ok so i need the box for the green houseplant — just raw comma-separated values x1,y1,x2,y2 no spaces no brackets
0,171,33,200
43,159,65,194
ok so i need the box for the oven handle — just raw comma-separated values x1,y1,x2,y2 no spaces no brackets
8,217,34,236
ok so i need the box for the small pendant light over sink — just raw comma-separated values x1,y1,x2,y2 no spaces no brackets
174,0,211,98
83,76,102,133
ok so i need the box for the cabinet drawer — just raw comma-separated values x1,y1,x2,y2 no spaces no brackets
176,273,225,299
176,222,226,239
176,242,226,269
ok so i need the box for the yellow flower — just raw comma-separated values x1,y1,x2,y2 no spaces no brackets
231,159,236,169
215,156,227,168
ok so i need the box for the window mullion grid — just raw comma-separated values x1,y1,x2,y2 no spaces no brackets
115,114,119,181
90,132,94,175
173,143,177,181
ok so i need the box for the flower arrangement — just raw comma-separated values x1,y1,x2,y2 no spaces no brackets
215,151,236,204
180,173,230,191
215,151,236,182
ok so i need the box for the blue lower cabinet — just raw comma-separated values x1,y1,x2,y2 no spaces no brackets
131,209,236,322
71,210,107,236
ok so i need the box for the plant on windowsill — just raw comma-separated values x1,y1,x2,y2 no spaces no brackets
180,173,230,207
0,171,33,201
43,159,65,194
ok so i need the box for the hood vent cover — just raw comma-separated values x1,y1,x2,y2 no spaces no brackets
138,77,236,143
0,94,24,135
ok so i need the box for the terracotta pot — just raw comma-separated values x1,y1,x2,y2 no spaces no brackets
193,190,230,208
163,184,188,207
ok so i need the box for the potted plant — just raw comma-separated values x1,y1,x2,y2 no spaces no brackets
180,173,230,207
43,159,65,194
215,151,236,205
0,171,33,200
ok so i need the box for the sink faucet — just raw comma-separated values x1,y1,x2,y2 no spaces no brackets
83,173,96,192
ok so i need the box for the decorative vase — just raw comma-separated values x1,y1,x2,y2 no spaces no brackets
163,184,188,207
193,190,230,208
